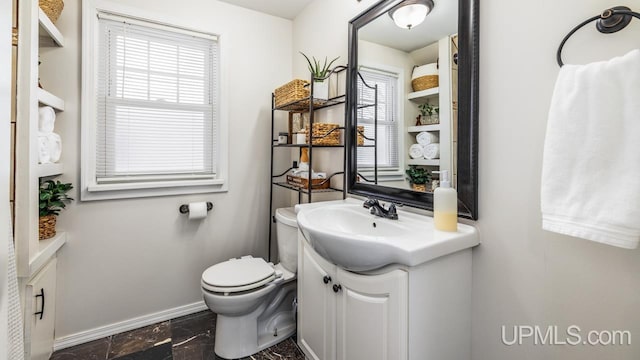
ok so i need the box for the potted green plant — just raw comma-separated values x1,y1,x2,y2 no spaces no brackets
418,103,439,125
39,180,73,240
405,165,431,192
300,52,339,100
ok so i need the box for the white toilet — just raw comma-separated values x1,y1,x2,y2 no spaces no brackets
201,207,298,359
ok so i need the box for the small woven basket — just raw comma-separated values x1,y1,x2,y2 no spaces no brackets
39,0,64,23
411,183,427,192
420,114,439,125
411,75,439,92
357,125,365,146
274,79,310,108
307,123,340,146
286,175,330,190
39,214,57,240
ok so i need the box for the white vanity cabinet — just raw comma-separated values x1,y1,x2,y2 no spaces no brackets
298,234,408,360
297,227,474,360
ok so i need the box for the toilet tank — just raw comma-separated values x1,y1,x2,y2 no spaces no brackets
275,207,298,273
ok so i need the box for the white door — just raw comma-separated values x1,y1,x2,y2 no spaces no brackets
335,267,408,360
24,258,57,360
298,242,336,360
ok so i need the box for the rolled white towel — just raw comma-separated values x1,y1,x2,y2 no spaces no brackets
416,131,439,145
423,143,440,159
38,106,56,133
409,144,424,159
47,133,62,163
38,133,51,164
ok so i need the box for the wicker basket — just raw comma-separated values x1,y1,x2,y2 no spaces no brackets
274,79,310,108
286,175,330,190
39,214,57,240
39,0,64,23
306,123,340,146
357,125,365,146
411,183,427,192
411,75,439,92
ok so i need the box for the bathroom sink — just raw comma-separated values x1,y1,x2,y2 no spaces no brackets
296,199,479,271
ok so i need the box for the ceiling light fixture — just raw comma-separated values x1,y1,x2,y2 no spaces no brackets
388,0,434,30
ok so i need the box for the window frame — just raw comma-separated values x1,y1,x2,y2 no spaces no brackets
356,64,406,182
81,0,229,200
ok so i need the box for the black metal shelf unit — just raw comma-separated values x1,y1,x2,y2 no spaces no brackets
355,71,379,184
267,66,348,261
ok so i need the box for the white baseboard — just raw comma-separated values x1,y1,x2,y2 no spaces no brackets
53,301,208,351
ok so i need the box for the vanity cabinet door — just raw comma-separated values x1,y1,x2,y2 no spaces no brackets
335,267,408,360
298,239,337,360
24,258,57,360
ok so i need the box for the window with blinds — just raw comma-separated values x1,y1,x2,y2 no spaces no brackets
95,14,218,184
357,69,399,169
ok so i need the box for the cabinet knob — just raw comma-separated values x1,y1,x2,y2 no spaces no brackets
332,284,342,293
323,275,332,284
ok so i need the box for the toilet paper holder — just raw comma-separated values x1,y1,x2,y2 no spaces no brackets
179,202,214,214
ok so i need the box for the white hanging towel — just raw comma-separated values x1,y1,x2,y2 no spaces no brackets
7,209,25,360
541,49,640,249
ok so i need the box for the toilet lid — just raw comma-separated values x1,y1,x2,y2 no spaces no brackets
202,257,275,291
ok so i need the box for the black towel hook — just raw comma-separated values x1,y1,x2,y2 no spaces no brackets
557,6,640,67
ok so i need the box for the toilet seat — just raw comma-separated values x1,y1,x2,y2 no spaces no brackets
202,256,281,293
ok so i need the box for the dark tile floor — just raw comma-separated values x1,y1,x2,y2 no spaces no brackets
50,311,305,360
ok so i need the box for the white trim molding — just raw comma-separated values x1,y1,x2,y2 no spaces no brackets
53,301,208,351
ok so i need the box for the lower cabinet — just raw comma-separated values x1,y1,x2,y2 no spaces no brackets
298,236,408,360
24,258,57,360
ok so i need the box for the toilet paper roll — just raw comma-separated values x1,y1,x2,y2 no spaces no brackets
188,202,208,220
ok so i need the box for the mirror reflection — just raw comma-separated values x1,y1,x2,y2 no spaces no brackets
356,0,458,193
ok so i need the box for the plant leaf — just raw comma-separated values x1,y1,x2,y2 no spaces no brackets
326,56,339,72
313,56,320,77
300,52,314,75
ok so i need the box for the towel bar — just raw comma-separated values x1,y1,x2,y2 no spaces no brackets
557,6,640,67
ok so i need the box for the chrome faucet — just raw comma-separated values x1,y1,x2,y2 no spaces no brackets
363,198,398,220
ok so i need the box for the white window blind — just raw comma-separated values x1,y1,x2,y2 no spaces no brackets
96,14,218,184
357,69,399,169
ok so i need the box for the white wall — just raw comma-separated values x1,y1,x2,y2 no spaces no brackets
291,0,378,203
475,1,640,359
40,0,293,338
294,0,640,359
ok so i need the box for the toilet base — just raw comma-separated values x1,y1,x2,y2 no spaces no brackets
213,281,297,359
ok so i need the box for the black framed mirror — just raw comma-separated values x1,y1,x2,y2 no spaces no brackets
346,0,478,219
